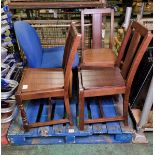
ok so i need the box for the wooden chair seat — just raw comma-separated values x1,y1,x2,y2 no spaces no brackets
21,68,64,93
82,48,116,68
81,68,125,90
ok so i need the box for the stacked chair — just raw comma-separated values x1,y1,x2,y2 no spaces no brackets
80,8,116,68
78,9,152,130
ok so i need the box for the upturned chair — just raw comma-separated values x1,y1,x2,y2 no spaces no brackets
78,21,152,130
81,8,116,68
15,23,81,131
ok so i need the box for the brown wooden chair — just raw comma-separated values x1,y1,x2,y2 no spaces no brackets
78,21,152,130
81,8,116,68
15,22,81,131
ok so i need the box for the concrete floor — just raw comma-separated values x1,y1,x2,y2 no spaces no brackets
1,132,152,155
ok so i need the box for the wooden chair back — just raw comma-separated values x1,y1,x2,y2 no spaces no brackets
116,21,152,88
81,8,114,51
63,22,81,91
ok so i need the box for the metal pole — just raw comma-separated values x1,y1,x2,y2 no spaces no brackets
122,7,132,30
137,77,153,130
140,2,145,19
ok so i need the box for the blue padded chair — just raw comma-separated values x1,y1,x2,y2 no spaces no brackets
14,21,79,68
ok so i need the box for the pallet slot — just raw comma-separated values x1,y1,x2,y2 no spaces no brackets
89,98,107,134
102,97,122,134
53,100,65,134
26,100,41,124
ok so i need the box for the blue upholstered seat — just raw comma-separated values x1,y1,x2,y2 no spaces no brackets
14,21,79,68
42,46,79,68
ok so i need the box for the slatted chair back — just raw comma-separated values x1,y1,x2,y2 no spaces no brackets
63,22,81,91
116,21,152,88
81,8,114,52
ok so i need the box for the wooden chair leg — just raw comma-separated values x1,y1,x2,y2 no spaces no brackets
69,71,73,97
16,95,29,131
123,95,129,126
64,95,73,126
79,91,84,130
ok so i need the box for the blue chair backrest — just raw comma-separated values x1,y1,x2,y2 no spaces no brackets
14,21,43,68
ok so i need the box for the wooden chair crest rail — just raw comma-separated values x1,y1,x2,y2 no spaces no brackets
15,22,81,131
8,0,106,9
78,21,152,130
81,8,116,68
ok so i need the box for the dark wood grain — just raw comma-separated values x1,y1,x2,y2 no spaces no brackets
92,14,102,48
81,8,116,68
121,31,141,79
8,1,106,9
83,87,126,97
16,95,29,131
115,24,132,67
81,68,125,89
15,23,81,131
79,21,152,130
85,116,124,124
21,69,64,93
79,90,84,130
82,48,116,68
21,89,64,100
29,119,69,128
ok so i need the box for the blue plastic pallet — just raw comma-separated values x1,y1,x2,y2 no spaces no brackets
8,97,133,145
